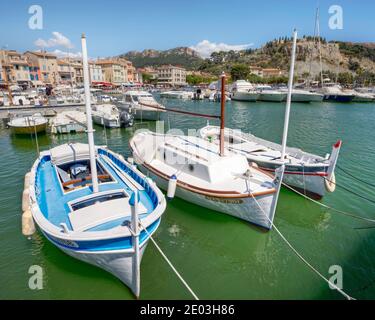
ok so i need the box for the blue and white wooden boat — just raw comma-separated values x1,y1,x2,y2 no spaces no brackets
25,34,166,298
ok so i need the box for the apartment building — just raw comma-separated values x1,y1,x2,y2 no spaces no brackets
96,60,127,85
157,65,187,86
262,68,283,78
249,66,263,77
89,62,104,83
24,51,58,84
57,59,74,84
0,50,31,87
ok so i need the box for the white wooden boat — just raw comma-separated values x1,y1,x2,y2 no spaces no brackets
120,91,166,121
8,114,48,135
199,125,341,199
92,104,121,128
130,131,284,230
24,35,166,298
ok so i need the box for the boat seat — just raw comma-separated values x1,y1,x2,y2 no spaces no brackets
68,197,148,232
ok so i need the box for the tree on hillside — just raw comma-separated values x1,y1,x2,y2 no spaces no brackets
230,64,249,81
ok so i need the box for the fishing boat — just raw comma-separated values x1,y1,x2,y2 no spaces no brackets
199,125,341,199
24,35,166,298
50,110,87,134
130,131,284,229
92,104,121,128
120,91,166,121
256,85,287,102
230,80,259,102
130,73,284,230
8,114,48,135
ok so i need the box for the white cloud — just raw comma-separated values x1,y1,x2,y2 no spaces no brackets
34,32,74,49
51,49,82,59
190,40,253,58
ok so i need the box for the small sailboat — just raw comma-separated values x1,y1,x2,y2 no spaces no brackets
25,34,166,297
8,114,48,135
130,73,285,230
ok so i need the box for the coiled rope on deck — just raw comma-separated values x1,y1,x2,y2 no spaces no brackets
249,192,355,300
139,220,199,300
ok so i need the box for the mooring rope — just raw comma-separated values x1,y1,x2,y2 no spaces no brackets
282,181,375,224
323,176,375,205
250,192,355,300
337,165,375,188
139,220,199,300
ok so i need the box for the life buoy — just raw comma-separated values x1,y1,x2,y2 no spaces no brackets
324,173,336,193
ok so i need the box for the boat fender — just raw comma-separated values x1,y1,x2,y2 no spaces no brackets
22,188,30,212
167,175,177,200
325,173,336,193
128,157,134,165
24,172,31,189
22,209,35,236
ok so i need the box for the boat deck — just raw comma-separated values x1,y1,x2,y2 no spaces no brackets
36,152,155,231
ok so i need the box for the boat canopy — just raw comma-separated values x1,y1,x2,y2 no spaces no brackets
50,143,95,165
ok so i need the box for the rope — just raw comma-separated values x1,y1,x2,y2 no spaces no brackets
323,177,375,205
249,193,355,300
282,182,375,224
337,165,375,188
139,102,220,119
138,220,199,300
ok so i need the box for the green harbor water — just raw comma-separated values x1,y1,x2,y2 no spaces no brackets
1,97,375,300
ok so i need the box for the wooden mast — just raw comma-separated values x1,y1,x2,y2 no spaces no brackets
220,71,226,157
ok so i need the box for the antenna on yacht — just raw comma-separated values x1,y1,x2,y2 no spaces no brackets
280,29,298,161
81,33,99,193
219,71,226,157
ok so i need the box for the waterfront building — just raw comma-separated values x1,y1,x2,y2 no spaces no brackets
262,68,283,78
24,51,58,85
57,59,74,85
89,62,104,83
96,60,127,85
0,50,31,87
249,66,263,77
157,65,187,86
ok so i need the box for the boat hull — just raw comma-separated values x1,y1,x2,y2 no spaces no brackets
138,164,275,229
292,93,324,103
258,93,286,102
9,122,47,135
231,91,259,102
323,95,354,102
353,96,374,102
92,115,120,128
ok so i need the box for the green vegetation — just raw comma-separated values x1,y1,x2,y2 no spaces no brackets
230,64,249,81
186,74,215,85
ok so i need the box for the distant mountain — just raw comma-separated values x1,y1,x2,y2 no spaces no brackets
119,47,204,69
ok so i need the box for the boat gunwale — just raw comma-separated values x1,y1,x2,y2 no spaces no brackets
29,146,166,242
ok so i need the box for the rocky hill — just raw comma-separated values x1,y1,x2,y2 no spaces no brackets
120,47,203,69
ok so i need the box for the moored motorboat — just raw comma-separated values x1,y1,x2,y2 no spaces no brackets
92,104,121,128
22,35,166,298
256,85,287,102
320,84,354,102
120,91,166,121
50,110,87,134
280,88,324,102
8,114,48,135
230,80,259,102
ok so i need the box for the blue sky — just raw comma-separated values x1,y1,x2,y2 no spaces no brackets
1,0,374,58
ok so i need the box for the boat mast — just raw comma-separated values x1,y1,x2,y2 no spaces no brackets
219,71,225,157
280,29,298,161
81,33,99,193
